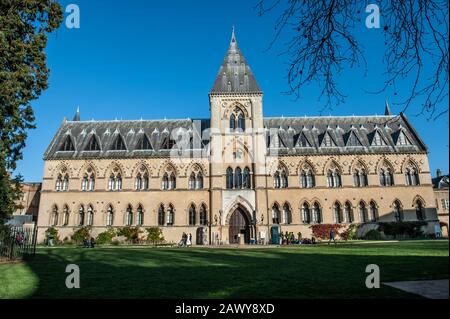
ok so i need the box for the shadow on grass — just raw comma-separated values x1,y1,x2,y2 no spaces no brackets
20,241,450,299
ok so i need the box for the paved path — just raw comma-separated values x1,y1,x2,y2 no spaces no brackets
384,280,449,299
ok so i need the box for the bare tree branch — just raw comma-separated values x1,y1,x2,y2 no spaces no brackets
255,0,449,119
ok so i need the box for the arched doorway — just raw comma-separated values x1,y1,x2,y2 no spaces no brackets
229,208,251,244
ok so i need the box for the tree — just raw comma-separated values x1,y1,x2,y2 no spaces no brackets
0,0,63,224
255,0,448,119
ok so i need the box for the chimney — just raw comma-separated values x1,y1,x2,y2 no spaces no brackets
436,169,442,178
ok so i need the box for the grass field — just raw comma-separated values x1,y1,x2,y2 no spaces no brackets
0,240,448,299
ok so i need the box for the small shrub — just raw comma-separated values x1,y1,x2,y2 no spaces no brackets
96,228,117,245
364,229,382,240
71,226,91,244
117,226,142,244
309,224,343,240
341,224,359,241
146,227,164,245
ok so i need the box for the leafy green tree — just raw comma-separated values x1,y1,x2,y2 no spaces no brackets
146,227,165,245
0,1,63,224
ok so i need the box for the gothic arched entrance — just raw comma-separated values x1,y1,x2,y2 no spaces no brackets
228,208,251,244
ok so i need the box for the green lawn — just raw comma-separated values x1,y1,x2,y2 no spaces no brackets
0,240,448,299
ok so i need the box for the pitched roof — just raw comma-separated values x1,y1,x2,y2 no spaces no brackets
210,28,261,94
432,175,449,189
263,114,426,155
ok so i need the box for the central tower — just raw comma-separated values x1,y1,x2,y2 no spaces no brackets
208,29,268,244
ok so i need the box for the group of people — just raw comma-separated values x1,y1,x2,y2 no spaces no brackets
83,236,96,248
279,229,337,245
178,233,192,247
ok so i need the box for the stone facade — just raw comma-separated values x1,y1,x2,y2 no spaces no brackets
432,170,449,237
36,30,439,244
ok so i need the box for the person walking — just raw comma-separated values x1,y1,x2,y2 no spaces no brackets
186,233,192,247
328,228,337,245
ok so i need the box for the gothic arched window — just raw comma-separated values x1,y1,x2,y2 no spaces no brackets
243,167,251,189
87,205,94,226
52,205,59,226
334,202,343,223
393,200,403,222
106,205,114,226
189,205,196,226
167,205,174,226
301,203,311,224
272,204,281,224
199,204,207,226
78,205,85,226
230,114,236,131
237,114,245,131
226,167,234,189
63,205,70,226
235,167,243,189
359,201,368,223
405,164,420,186
312,202,321,224
415,200,425,221
158,205,165,226
369,201,378,222
137,205,144,226
344,202,353,223
283,204,292,224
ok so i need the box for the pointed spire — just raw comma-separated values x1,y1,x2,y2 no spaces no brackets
385,99,392,116
72,106,80,121
210,27,261,94
231,25,236,44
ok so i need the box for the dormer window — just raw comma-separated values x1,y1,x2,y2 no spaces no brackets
85,135,100,151
136,134,152,150
111,135,126,151
60,136,75,151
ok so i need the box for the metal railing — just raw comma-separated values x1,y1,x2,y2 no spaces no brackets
0,225,37,262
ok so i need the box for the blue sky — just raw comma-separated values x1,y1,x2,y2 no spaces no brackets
16,0,449,181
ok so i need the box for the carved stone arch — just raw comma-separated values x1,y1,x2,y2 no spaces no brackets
225,201,253,226
131,161,151,178
185,161,207,177
358,199,368,207
103,202,115,214
270,201,282,210
223,101,250,119
298,198,311,208
271,160,290,175
104,161,125,177
53,161,72,178
390,198,403,209
296,159,316,175
282,201,293,211
333,199,343,207
86,202,96,213
323,158,342,174
412,195,427,208
136,202,146,212
221,137,253,160
400,156,420,173
376,157,395,173
310,198,323,208
349,157,369,174
78,161,99,178
368,199,379,208
157,160,178,177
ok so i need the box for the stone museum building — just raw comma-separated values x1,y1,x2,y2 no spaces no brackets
36,31,439,244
